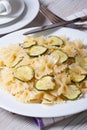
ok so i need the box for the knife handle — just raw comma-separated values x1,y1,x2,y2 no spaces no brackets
72,15,87,22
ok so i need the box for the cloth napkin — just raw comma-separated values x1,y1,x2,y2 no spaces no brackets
0,0,11,15
32,8,87,130
0,2,6,13
33,116,68,129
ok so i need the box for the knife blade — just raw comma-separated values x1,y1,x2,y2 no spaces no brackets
23,16,87,35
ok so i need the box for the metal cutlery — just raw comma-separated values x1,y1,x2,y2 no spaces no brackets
40,5,65,23
40,5,87,30
23,15,87,35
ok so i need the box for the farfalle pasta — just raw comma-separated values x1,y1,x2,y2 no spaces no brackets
0,35,87,104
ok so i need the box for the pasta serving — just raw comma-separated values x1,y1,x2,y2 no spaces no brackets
0,35,87,104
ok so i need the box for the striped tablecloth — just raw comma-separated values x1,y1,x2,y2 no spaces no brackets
0,0,87,130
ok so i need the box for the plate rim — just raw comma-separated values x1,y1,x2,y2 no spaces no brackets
0,27,87,118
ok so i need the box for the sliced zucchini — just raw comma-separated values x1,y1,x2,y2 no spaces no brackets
69,69,86,82
35,76,55,91
21,36,37,48
62,84,81,100
48,36,64,47
28,45,48,57
11,57,23,67
13,66,34,82
51,50,68,64
21,41,36,49
75,56,87,70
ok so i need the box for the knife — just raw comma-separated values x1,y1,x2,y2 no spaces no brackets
23,15,87,35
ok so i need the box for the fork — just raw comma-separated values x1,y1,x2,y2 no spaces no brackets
40,5,65,24
40,5,87,30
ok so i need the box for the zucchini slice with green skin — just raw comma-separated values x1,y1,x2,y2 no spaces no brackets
48,36,64,47
21,41,36,49
13,66,34,82
75,56,87,70
28,45,48,57
69,69,86,82
51,49,68,64
62,84,81,100
35,76,55,91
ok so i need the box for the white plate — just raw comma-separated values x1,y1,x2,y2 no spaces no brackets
0,0,25,25
0,27,87,118
0,0,39,35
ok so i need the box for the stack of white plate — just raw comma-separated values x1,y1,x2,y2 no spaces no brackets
0,0,39,35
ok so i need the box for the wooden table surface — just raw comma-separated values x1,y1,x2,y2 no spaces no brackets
0,0,87,130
